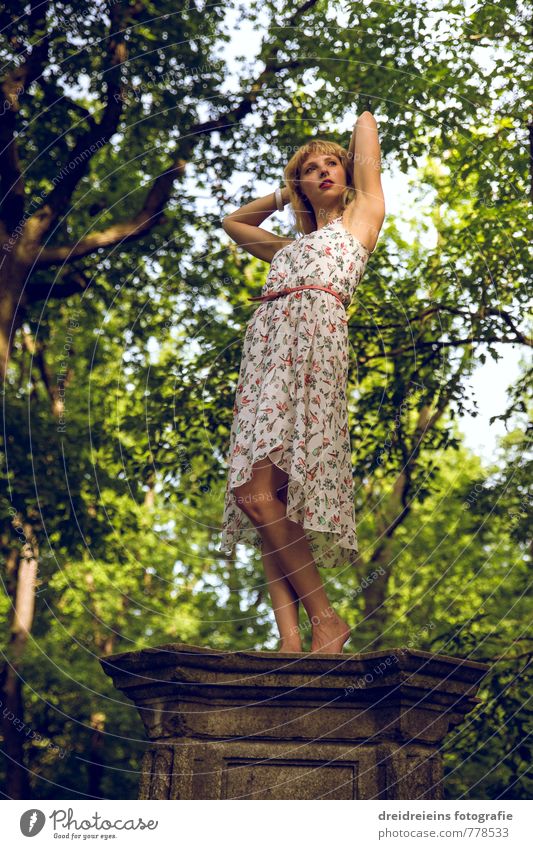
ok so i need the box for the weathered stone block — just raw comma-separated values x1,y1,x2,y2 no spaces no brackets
100,643,489,800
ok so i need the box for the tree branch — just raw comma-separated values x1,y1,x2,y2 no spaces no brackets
356,352,473,630
22,328,64,413
0,1,51,232
349,304,469,329
27,2,146,243
38,79,98,133
26,267,92,301
33,2,321,269
492,307,533,347
360,335,505,361
352,304,531,351
34,204,178,268
366,349,471,564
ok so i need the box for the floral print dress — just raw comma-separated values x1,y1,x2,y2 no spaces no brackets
218,215,371,569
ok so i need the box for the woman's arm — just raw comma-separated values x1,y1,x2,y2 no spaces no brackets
222,186,294,263
345,111,385,253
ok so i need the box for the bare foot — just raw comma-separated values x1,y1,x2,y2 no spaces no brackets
277,638,303,653
310,608,351,654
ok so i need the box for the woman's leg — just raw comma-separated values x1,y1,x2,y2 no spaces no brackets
261,538,302,651
262,479,303,651
235,459,301,649
232,453,351,653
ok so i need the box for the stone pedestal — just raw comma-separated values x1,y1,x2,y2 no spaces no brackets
100,643,490,800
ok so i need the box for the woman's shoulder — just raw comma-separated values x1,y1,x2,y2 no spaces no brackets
341,202,384,255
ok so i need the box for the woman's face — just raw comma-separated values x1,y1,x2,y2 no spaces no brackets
299,152,347,214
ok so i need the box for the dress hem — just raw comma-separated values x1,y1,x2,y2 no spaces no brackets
219,447,359,566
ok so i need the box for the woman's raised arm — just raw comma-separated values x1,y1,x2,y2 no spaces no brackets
345,111,385,253
222,186,294,264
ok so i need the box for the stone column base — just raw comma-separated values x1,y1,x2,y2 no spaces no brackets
101,643,490,800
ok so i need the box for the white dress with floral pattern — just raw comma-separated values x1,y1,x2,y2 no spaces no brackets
218,216,371,569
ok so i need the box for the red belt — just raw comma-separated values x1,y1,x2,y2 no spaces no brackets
248,284,347,307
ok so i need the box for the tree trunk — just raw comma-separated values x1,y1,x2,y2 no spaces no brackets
0,521,39,799
0,255,27,381
87,712,106,798
0,662,28,798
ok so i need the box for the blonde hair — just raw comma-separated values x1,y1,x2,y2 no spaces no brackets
283,140,356,235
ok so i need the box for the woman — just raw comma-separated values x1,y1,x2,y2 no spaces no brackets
218,111,385,654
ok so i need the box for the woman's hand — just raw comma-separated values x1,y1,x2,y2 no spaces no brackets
281,185,291,204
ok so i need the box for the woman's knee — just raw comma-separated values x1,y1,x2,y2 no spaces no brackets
232,485,277,522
